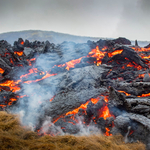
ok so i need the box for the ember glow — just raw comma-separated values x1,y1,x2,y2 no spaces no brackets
108,49,123,58
118,91,131,96
0,68,4,74
137,93,150,97
131,47,150,52
65,57,83,70
131,47,150,65
99,105,113,120
105,127,112,136
50,95,115,136
0,80,21,92
14,51,24,56
65,98,99,116
88,46,106,66
20,41,24,45
8,98,17,105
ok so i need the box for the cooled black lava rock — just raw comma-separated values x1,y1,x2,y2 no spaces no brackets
112,37,131,45
1,37,150,148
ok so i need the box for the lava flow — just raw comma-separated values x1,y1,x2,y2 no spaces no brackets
108,49,123,58
88,46,106,66
0,45,106,94
14,51,24,56
50,96,114,136
0,44,116,136
2,41,150,137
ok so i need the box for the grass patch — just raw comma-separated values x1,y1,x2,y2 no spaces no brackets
0,111,145,150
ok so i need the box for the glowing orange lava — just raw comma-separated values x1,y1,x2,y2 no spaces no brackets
91,97,100,104
16,95,27,98
27,58,36,66
0,68,4,74
99,105,112,120
66,101,89,116
10,58,14,65
20,41,24,45
65,57,83,70
88,46,106,66
20,68,39,78
0,104,5,108
118,91,131,96
0,80,21,92
104,96,109,102
14,51,24,56
108,49,123,58
137,93,150,97
8,98,17,105
125,62,142,70
131,47,150,52
50,96,55,102
105,127,112,136
0,45,108,94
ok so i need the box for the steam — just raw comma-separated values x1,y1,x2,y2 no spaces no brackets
38,117,64,136
11,52,60,127
76,116,102,136
39,115,101,136
10,41,101,136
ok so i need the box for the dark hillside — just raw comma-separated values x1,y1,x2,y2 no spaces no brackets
0,30,101,45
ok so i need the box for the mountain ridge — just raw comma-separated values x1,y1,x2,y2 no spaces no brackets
0,30,102,45
0,30,149,47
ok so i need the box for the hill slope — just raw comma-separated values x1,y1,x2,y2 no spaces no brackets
0,30,101,45
0,30,149,47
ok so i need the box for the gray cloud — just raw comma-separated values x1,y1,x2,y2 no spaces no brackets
0,0,149,40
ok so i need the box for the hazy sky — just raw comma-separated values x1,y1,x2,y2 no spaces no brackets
0,0,150,40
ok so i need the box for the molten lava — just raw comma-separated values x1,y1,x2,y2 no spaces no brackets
66,101,90,116
0,45,107,95
138,93,150,97
108,49,123,58
0,68,4,74
65,57,83,70
88,46,106,66
20,41,24,45
118,91,131,96
105,127,112,136
0,45,128,136
8,98,17,105
14,51,24,56
99,105,112,120
0,80,21,92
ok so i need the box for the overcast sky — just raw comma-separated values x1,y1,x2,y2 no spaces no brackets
0,0,149,41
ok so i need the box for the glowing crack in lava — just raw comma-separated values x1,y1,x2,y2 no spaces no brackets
3,45,143,95
50,96,114,136
131,46,150,67
14,51,24,56
88,46,106,66
0,68,4,74
0,45,107,94
108,49,123,58
99,105,112,120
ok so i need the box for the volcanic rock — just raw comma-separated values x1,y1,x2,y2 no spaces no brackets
112,37,131,45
